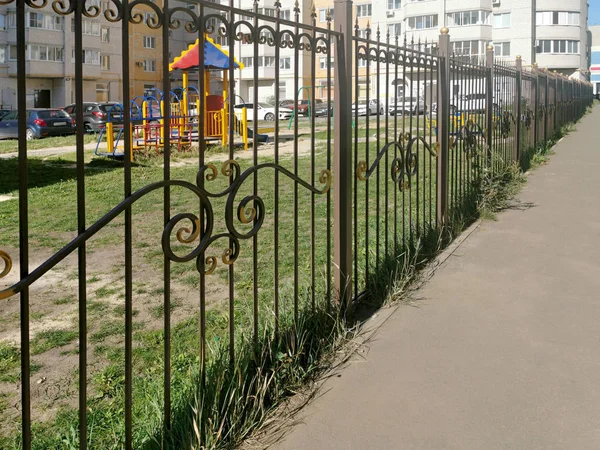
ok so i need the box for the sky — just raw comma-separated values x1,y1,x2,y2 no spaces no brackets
590,1,600,26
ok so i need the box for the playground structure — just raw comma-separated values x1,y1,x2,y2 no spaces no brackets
96,36,265,158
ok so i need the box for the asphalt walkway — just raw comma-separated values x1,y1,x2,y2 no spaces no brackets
271,105,600,450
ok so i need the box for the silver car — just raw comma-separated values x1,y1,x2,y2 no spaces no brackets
352,99,384,116
389,96,426,116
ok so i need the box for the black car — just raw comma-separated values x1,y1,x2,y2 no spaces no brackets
313,99,333,117
63,102,124,133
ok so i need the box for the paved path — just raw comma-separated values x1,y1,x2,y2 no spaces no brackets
272,106,600,450
0,141,104,159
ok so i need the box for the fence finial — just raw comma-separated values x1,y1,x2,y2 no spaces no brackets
487,44,493,51
516,55,521,60
440,27,449,35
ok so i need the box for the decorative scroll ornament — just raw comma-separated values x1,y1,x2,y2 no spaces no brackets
163,160,331,275
0,251,12,279
357,136,437,192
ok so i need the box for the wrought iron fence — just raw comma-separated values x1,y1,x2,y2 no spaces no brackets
0,0,594,448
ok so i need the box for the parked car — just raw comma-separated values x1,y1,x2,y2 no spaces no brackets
233,103,293,121
313,99,333,117
0,109,11,120
389,96,426,116
352,99,384,116
0,109,75,140
63,102,124,133
279,99,298,111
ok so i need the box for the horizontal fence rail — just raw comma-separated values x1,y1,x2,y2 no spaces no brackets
0,1,594,448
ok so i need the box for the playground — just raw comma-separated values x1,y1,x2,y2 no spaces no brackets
95,36,269,159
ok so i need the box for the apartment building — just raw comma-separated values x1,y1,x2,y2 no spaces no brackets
311,0,589,101
0,0,196,109
0,0,122,109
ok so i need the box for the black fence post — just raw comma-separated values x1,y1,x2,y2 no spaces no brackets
485,45,494,166
515,56,522,163
544,70,549,142
333,0,353,310
533,63,539,148
436,28,450,228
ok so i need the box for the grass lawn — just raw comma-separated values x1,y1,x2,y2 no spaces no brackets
0,134,99,155
0,118,485,448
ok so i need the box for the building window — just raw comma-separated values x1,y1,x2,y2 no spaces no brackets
448,10,490,27
74,49,100,64
240,57,253,67
319,57,334,70
144,59,156,71
0,46,5,63
356,4,372,18
10,44,64,61
72,19,100,35
279,81,286,98
536,40,579,54
144,36,156,49
493,13,511,28
357,28,368,39
101,54,110,70
493,42,510,57
144,13,156,23
358,57,367,67
0,14,5,29
258,8,276,17
536,11,580,26
388,23,401,37
388,0,401,10
101,27,110,42
279,57,291,69
258,56,276,67
319,8,333,22
25,12,63,30
281,9,291,20
407,14,438,30
452,40,483,56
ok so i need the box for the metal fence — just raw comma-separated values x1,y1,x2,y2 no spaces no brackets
0,0,594,448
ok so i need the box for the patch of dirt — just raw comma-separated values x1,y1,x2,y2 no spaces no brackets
0,236,229,438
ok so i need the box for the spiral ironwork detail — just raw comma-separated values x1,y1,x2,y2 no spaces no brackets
0,251,12,279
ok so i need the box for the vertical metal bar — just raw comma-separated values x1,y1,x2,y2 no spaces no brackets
122,0,133,445
17,0,30,445
293,4,300,323
544,72,549,143
408,44,414,238
365,26,371,285
334,0,353,309
162,0,172,432
326,16,332,309
375,27,381,271
515,56,522,163
393,38,399,254
428,52,434,229
436,28,450,228
310,10,317,312
197,4,207,394
74,2,88,447
384,31,390,257
353,21,359,300
401,42,407,241
485,45,494,169
228,0,236,366
533,64,538,148
274,3,281,331
252,0,259,348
